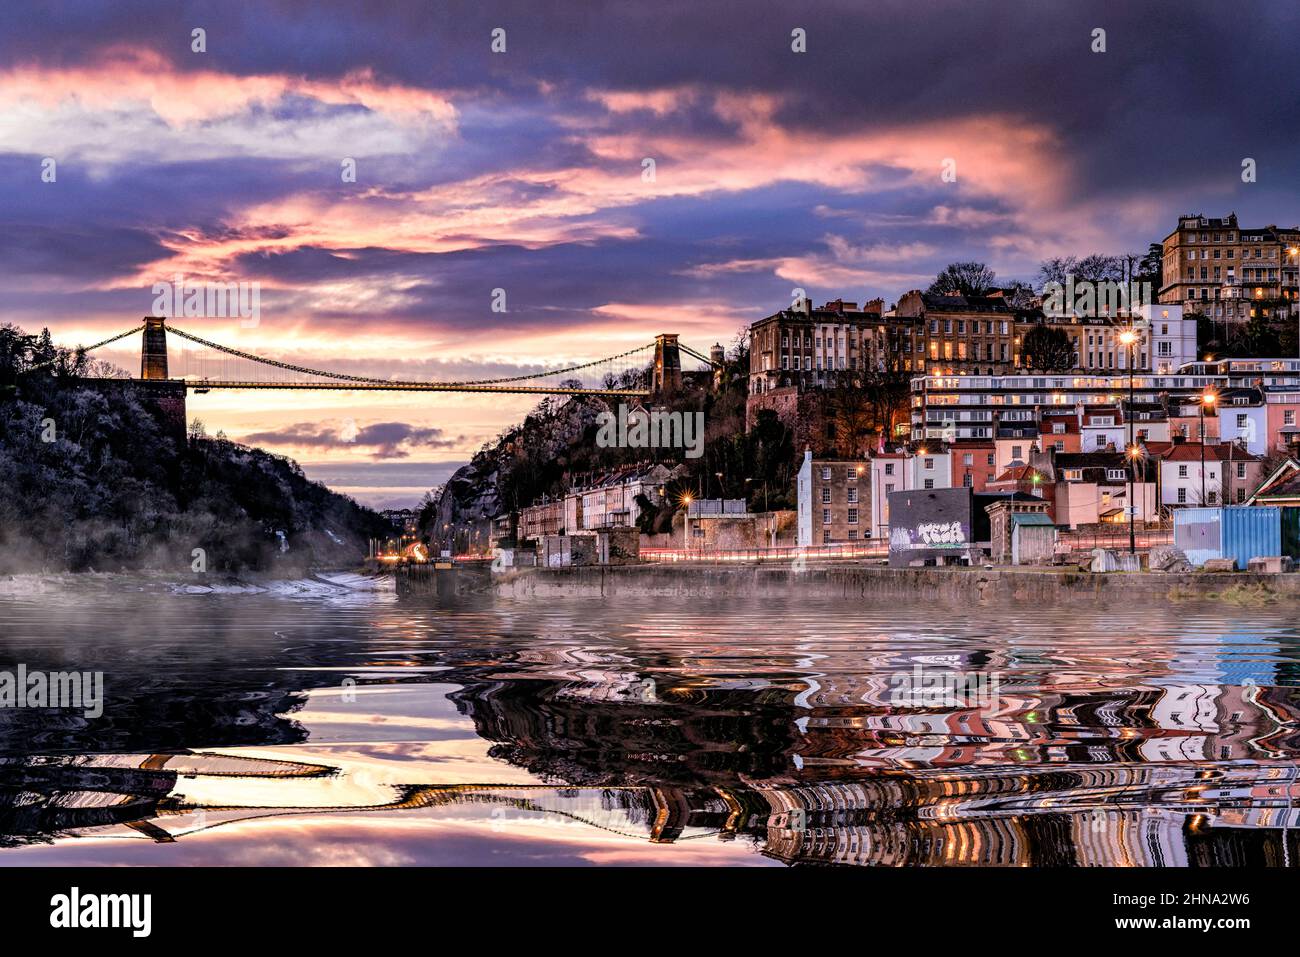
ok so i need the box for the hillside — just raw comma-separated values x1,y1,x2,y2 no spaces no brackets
0,324,390,574
420,342,799,547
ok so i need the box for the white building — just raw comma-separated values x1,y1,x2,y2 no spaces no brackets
906,449,952,491
1215,390,1268,456
1135,303,1197,374
1158,446,1225,507
868,453,908,539
1080,408,1126,452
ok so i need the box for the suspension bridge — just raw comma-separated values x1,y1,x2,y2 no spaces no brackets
39,317,724,397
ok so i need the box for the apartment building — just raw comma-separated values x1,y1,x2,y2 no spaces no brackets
869,452,906,538
1053,451,1158,528
748,297,882,396
950,439,998,491
1159,212,1300,320
563,463,675,532
1147,442,1262,508
1039,414,1081,455
796,451,870,545
1214,387,1268,456
911,371,1237,444
993,423,1040,474
894,290,1022,375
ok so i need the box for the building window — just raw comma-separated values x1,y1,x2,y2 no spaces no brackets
1178,487,1187,503
1237,487,1246,503
822,508,831,524
963,474,973,488
986,454,995,466
885,483,895,495
923,479,934,489
963,453,973,466
821,487,831,503
823,530,831,544
1178,465,1188,478
821,466,831,481
923,457,934,469
847,508,858,525
1237,462,1247,479
884,463,894,475
847,487,858,503
1208,490,1218,504
848,529,858,540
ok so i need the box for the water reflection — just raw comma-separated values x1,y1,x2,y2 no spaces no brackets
1,585,1299,866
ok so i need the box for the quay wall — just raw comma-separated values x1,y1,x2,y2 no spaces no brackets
400,562,1300,605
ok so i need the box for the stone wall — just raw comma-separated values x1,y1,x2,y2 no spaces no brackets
485,562,1300,605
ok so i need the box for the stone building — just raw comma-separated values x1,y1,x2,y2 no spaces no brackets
1159,212,1300,322
796,450,871,545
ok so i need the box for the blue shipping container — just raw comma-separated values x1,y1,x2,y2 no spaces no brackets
1174,506,1281,569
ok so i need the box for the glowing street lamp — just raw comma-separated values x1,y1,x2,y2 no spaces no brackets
1199,390,1217,504
1118,328,1139,553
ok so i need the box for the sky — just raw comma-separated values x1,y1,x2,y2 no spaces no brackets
3,0,1299,506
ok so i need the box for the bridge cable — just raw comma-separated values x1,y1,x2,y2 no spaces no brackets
167,324,656,387
17,324,146,376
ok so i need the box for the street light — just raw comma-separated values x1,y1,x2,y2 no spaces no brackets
1118,328,1138,553
1199,390,1217,505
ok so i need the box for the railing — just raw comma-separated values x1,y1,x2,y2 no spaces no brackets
641,542,889,564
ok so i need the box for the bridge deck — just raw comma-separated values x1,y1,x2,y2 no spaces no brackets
171,379,651,396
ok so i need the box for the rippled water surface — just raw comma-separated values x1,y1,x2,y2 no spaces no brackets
2,578,1300,866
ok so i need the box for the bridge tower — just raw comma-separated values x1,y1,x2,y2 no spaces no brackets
141,316,169,380
652,334,682,394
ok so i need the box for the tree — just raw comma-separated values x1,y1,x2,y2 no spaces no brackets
928,261,997,297
1134,242,1163,293
1037,253,1126,291
1037,257,1074,291
1075,254,1125,284
1020,324,1074,372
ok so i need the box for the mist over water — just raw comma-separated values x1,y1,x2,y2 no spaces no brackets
2,581,1299,866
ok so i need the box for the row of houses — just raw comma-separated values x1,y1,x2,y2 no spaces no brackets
512,462,681,543
797,393,1278,545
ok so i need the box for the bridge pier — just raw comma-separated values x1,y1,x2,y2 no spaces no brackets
141,316,169,380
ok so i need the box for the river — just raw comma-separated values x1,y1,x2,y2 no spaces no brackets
1,574,1298,866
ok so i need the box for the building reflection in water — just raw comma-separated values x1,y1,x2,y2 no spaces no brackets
3,593,1300,866
4,675,1298,866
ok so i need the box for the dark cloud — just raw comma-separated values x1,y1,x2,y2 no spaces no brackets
3,0,1299,348
243,421,464,459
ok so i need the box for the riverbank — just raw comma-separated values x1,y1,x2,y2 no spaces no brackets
469,562,1300,605
0,570,393,600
